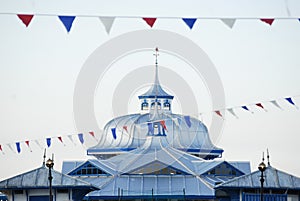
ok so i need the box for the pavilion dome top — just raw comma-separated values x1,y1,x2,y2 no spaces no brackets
138,47,174,100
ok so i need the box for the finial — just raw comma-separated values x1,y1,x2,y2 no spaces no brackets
154,47,159,65
262,152,264,162
43,148,46,166
267,148,270,166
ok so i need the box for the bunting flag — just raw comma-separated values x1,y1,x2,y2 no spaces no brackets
227,108,238,118
255,103,267,111
147,122,154,135
58,16,76,32
111,128,117,139
16,142,21,153
270,100,282,110
285,97,298,109
241,106,253,113
221,18,236,28
78,133,84,144
184,116,192,128
0,145,3,154
172,118,180,127
25,140,32,152
17,14,34,27
67,135,76,145
7,144,15,153
123,126,128,133
182,18,197,29
89,131,95,137
58,136,65,146
260,18,275,26
160,120,168,131
142,18,157,28
99,17,115,34
215,110,223,118
46,138,51,148
35,140,43,149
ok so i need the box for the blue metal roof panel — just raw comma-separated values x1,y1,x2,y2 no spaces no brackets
229,161,251,174
216,166,300,190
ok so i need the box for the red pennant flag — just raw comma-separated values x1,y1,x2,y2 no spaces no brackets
89,131,95,137
143,18,157,28
256,103,265,110
160,120,168,131
0,145,2,152
215,110,223,118
17,14,34,27
58,136,63,143
123,126,128,132
260,19,275,26
25,140,30,147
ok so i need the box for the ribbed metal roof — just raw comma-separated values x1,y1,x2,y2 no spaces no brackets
0,165,99,190
216,166,300,190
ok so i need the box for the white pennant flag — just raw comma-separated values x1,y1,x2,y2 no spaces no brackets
34,140,44,150
227,108,239,118
7,144,15,153
270,100,282,110
172,118,180,127
221,18,236,29
99,17,115,34
67,135,76,146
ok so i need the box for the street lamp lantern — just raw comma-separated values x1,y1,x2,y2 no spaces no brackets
46,158,54,201
258,161,266,201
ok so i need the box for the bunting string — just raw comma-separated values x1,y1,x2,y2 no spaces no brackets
0,12,300,32
0,95,299,154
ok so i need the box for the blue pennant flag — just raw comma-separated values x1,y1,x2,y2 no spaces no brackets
285,97,295,106
58,16,76,32
182,18,197,29
241,106,250,111
147,122,154,135
184,116,192,128
16,142,21,153
46,138,51,147
111,128,117,139
78,133,84,144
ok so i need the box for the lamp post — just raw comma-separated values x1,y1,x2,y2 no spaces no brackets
46,158,54,201
258,161,266,201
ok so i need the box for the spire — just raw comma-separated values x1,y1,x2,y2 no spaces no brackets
267,148,270,166
42,148,46,166
138,48,174,100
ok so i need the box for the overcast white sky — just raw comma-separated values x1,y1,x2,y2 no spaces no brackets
0,0,300,180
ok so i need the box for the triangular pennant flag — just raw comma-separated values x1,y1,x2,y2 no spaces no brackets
241,106,251,112
270,100,282,110
25,140,32,152
89,131,95,137
184,116,192,128
221,18,236,28
99,17,115,34
227,108,238,118
58,136,65,146
16,142,21,153
142,18,157,28
256,103,267,111
58,16,76,32
46,138,51,148
7,144,15,153
182,18,197,29
214,110,223,118
78,133,84,144
111,128,117,140
123,126,128,133
34,140,43,150
172,118,180,127
160,120,168,131
285,97,298,109
147,122,154,135
67,135,76,145
17,14,34,27
260,19,275,26
0,145,3,154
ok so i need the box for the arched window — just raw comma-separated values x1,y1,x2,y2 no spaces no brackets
151,101,161,110
141,100,149,110
163,100,171,110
